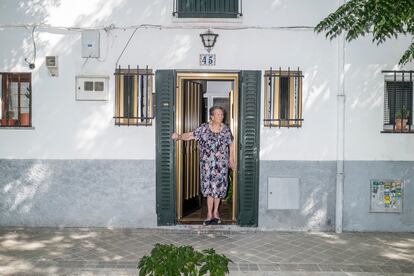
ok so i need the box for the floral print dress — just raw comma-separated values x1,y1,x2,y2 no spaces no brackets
193,122,233,199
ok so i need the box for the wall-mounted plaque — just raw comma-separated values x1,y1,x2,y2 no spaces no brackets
199,54,216,66
370,180,403,213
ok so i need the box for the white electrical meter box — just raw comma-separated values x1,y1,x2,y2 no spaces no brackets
75,76,109,101
45,56,59,77
267,177,300,210
81,30,100,58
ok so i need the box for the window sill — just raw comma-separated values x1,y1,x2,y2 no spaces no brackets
263,119,304,128
0,126,35,130
115,125,153,127
114,123,153,127
171,16,243,24
264,125,303,128
381,129,414,134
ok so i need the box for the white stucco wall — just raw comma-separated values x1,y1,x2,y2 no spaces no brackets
0,0,412,161
344,37,414,161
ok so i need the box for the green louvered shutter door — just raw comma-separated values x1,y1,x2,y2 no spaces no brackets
238,71,261,227
156,70,176,226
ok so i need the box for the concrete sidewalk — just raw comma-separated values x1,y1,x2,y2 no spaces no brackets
0,226,413,275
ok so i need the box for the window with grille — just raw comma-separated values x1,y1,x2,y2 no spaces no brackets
114,67,153,126
383,71,413,133
264,68,303,127
0,73,32,128
173,0,242,18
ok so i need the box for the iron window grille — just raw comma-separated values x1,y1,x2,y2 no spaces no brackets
173,0,242,18
114,66,154,126
264,68,304,128
382,70,413,133
0,73,32,128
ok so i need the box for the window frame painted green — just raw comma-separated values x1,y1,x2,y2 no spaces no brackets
173,0,241,18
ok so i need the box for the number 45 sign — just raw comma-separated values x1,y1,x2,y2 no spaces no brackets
200,54,216,66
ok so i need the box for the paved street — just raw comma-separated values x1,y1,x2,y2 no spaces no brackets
0,226,413,275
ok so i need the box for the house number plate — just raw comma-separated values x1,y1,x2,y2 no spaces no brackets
200,54,216,66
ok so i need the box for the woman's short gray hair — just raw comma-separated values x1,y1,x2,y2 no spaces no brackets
209,106,225,116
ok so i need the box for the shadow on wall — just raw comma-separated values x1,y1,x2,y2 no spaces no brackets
0,0,195,159
1,2,165,222
0,1,216,229
0,159,156,228
1,162,52,216
259,161,336,231
300,180,332,229
2,1,410,160
258,39,406,231
260,24,413,161
2,1,412,230
344,37,414,159
0,0,51,71
259,34,337,160
3,0,399,161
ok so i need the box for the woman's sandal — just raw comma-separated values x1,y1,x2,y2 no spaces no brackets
213,217,221,224
203,219,213,226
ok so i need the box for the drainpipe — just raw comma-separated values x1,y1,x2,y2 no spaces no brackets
336,0,346,234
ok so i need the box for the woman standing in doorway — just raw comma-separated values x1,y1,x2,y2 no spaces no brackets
172,106,235,225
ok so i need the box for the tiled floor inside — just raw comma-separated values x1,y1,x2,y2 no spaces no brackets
0,226,413,275
180,198,234,224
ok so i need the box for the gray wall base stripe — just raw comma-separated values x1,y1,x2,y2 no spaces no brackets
0,159,156,228
1,159,413,231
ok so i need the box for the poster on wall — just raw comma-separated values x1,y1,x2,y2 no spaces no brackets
370,180,403,213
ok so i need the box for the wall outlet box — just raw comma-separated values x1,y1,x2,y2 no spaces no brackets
81,30,100,58
75,76,108,101
267,177,300,210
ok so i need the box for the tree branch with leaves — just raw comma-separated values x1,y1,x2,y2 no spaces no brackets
315,0,414,65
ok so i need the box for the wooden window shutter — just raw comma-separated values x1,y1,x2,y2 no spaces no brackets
123,75,135,121
237,70,260,227
386,81,413,125
155,70,176,226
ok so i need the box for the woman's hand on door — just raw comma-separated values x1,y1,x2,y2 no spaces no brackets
172,132,194,141
171,132,179,140
229,159,236,170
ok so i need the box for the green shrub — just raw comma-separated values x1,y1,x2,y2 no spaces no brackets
138,243,232,276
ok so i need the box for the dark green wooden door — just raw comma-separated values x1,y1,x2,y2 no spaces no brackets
155,70,176,226
237,71,261,227
155,70,260,226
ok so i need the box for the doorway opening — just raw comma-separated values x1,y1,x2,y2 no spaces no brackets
175,72,239,224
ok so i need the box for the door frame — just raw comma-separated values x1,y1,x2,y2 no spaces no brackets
175,72,239,222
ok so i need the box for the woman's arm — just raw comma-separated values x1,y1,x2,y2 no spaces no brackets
229,142,236,170
171,132,194,141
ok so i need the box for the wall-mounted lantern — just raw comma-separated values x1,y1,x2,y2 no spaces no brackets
200,29,218,53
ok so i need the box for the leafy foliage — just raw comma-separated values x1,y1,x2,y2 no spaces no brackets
199,249,231,276
315,0,414,65
396,108,410,119
138,244,232,276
